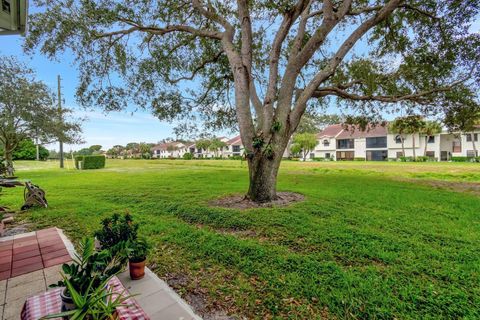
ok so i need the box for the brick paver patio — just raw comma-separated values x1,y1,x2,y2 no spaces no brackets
0,228,71,280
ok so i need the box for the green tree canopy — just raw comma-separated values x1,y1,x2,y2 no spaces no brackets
25,0,480,202
0,56,82,175
13,139,49,161
291,133,318,161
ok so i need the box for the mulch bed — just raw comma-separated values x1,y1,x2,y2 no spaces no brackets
210,192,304,210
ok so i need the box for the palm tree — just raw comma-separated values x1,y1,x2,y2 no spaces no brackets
389,118,408,157
421,121,442,157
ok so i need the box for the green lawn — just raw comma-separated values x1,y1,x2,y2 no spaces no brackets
2,159,480,319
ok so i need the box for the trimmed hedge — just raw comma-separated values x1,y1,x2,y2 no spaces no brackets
75,155,106,169
451,156,480,163
354,157,366,161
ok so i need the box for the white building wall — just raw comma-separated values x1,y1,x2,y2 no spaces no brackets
314,137,337,159
354,138,366,159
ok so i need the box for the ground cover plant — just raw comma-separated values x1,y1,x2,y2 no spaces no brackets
2,159,479,319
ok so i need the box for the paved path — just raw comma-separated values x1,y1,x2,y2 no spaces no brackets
0,228,201,319
0,228,72,280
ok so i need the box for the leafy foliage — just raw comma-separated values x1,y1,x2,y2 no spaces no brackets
128,237,151,263
51,237,124,295
94,213,139,251
12,139,49,160
75,155,106,169
291,133,318,161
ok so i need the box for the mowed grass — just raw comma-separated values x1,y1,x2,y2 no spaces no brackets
2,159,480,319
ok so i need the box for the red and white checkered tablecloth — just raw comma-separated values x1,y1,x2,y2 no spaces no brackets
21,276,150,320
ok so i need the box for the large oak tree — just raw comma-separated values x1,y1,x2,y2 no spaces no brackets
25,0,479,202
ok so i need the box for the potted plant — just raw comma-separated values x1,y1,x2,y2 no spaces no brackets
50,238,124,313
128,238,151,280
94,213,138,264
44,275,133,319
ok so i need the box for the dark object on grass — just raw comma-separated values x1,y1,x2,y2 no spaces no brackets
0,177,48,211
21,181,48,210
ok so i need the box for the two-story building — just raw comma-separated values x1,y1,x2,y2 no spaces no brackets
314,123,480,161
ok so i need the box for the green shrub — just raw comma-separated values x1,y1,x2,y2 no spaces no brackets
312,157,324,161
354,157,366,161
415,156,429,162
230,155,243,160
183,152,193,160
451,156,470,162
400,156,414,162
75,155,106,169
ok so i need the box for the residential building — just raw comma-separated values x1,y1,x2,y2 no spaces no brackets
151,141,190,159
313,123,480,161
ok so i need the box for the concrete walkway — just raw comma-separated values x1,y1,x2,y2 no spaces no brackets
0,228,201,319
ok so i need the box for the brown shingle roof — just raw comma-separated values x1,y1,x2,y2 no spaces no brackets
336,124,388,139
316,124,344,138
226,135,242,145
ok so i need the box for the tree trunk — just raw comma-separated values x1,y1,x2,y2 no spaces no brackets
4,148,14,177
412,134,416,160
424,135,428,157
401,136,405,157
246,138,288,203
472,132,477,157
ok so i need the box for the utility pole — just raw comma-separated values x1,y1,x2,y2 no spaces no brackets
58,75,64,168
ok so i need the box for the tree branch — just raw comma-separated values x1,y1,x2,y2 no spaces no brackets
290,0,404,133
166,51,224,84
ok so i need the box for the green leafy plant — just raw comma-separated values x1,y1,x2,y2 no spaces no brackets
183,152,193,160
50,237,124,295
43,275,133,320
128,237,151,263
95,213,138,249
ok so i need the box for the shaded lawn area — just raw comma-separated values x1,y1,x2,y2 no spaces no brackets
2,160,480,319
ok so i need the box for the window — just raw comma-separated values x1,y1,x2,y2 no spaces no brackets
366,150,388,161
323,139,330,146
189,147,195,154
395,135,404,144
366,136,387,148
396,151,404,158
232,145,241,153
310,153,315,159
428,136,435,143
325,153,331,159
426,151,435,159
337,139,354,149
336,151,354,160
466,133,478,142
467,150,477,158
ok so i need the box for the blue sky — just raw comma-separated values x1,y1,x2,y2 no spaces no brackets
1,11,479,152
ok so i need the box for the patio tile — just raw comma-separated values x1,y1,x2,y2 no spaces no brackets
10,262,44,278
150,301,195,320
0,240,13,247
12,248,40,261
0,270,10,281
0,254,12,264
43,254,71,268
12,255,42,269
13,231,36,239
0,279,6,292
41,249,69,261
39,239,62,248
8,269,44,288
136,290,177,315
0,245,13,252
13,244,39,255
0,262,11,272
6,278,46,302
3,296,27,320
13,235,36,243
40,244,66,254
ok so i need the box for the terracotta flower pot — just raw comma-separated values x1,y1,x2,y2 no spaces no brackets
129,259,146,280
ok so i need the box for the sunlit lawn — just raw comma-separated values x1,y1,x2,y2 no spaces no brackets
2,159,479,319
